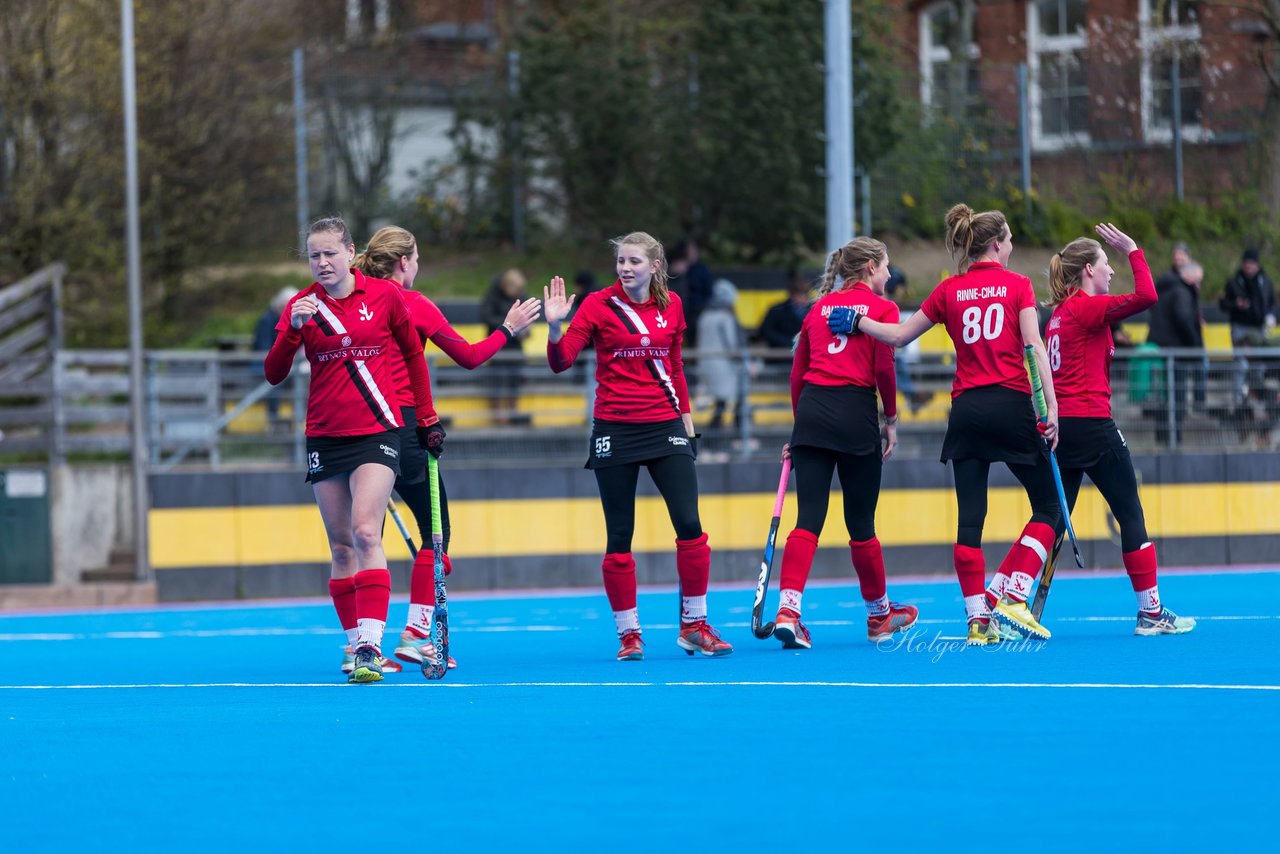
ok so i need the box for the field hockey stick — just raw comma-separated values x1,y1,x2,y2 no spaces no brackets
1023,345,1084,569
424,454,449,681
386,497,418,558
751,455,792,639
1030,529,1066,621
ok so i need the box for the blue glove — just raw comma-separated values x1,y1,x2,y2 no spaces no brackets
828,306,861,335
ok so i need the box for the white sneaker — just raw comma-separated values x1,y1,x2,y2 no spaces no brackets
1135,607,1196,636
392,631,457,669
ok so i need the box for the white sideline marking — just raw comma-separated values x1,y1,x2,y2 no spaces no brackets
0,614,1273,643
0,625,572,642
0,681,1275,691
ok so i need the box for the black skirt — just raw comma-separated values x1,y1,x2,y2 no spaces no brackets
586,417,695,469
790,384,880,457
394,406,428,487
941,385,1045,465
306,431,401,483
1056,416,1130,470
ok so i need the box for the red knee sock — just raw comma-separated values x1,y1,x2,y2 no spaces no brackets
676,534,711,624
777,529,819,613
954,545,986,597
352,568,392,650
998,522,1055,603
675,533,711,597
1123,542,1158,592
328,576,358,641
409,549,435,606
954,544,991,622
1124,542,1161,613
602,552,637,613
849,537,887,601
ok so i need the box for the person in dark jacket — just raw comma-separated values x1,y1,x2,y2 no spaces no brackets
757,271,812,351
1146,243,1205,444
252,286,298,422
1220,248,1277,403
480,269,532,425
1220,248,1276,347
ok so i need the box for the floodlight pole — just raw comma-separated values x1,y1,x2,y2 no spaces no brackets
121,0,150,582
825,0,854,253
293,47,310,250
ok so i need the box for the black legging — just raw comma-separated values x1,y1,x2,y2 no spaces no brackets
791,445,881,541
1061,448,1148,553
394,471,451,554
594,455,702,554
952,456,1062,548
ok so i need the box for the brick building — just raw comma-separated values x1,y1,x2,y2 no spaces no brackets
905,0,1273,198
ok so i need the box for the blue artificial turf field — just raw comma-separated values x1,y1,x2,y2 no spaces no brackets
1,569,1276,852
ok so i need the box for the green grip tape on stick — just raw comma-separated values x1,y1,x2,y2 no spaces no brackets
1024,344,1049,421
428,454,443,539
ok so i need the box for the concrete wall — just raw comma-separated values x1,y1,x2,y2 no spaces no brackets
50,463,133,585
144,452,1280,602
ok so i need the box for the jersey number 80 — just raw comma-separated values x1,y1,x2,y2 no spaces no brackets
960,304,1005,344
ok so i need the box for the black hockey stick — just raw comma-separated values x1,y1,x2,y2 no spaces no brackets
751,455,792,639
1024,345,1084,570
423,454,449,680
1030,529,1066,622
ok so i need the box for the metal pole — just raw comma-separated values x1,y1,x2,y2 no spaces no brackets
508,48,525,254
293,47,310,250
121,0,150,582
860,170,871,237
1171,58,1184,201
824,0,853,253
1018,63,1032,219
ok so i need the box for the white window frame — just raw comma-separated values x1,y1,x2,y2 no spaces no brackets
1027,0,1090,151
346,0,391,40
919,2,980,119
1140,0,1205,143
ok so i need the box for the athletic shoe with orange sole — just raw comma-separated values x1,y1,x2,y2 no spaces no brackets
677,620,734,657
392,630,457,669
773,607,812,649
867,602,919,642
617,630,645,661
341,644,404,675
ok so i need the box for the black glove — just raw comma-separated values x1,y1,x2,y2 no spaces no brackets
417,423,446,458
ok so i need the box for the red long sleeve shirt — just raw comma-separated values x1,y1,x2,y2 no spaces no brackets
387,287,513,408
264,270,434,436
1048,249,1157,418
791,283,898,417
547,282,691,422
920,262,1037,397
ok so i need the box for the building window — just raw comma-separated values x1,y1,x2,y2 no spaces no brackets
1028,0,1089,149
346,0,391,40
919,2,980,118
1141,0,1202,140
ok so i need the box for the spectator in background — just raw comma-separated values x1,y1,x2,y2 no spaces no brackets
252,286,298,423
697,278,751,441
665,246,690,310
883,263,931,413
758,270,812,355
671,238,714,346
481,269,532,425
1147,246,1206,444
571,270,601,315
1220,248,1277,403
1220,248,1276,347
